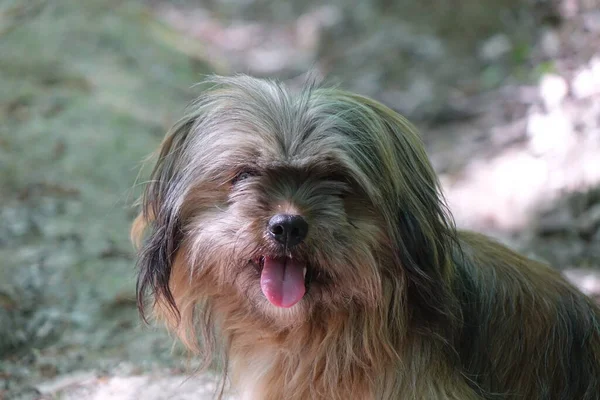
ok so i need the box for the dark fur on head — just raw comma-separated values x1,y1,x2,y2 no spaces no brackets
133,75,600,399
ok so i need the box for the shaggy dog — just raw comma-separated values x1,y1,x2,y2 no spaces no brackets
132,75,600,399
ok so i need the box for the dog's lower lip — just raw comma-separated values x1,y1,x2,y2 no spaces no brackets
249,256,265,274
251,256,264,265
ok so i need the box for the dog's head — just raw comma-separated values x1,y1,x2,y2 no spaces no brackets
133,75,457,336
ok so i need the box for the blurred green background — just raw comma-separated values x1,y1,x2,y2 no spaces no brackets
1,0,599,398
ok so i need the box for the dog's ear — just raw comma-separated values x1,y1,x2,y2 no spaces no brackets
360,99,461,332
133,117,198,322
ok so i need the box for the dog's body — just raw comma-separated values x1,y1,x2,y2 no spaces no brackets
133,75,600,399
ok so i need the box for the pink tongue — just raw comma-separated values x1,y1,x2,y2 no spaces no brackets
260,257,306,308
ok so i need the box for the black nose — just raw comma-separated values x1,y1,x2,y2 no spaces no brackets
267,214,308,247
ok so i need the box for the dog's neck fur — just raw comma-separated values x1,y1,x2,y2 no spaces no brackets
226,322,477,400
209,294,476,400
226,310,385,400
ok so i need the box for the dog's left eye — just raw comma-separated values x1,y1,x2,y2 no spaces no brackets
231,169,257,185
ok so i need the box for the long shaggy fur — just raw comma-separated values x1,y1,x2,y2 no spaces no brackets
132,75,600,399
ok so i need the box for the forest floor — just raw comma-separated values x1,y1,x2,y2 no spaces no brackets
1,1,599,399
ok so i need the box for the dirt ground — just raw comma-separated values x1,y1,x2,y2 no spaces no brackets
1,1,599,399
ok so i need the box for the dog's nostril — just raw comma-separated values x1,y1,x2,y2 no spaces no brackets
267,214,308,247
270,225,284,236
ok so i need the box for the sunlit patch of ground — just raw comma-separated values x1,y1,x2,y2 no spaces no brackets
35,369,235,400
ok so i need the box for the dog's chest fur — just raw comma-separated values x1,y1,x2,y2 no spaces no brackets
226,334,479,400
228,338,377,400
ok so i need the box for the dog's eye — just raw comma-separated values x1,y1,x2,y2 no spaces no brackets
231,169,257,185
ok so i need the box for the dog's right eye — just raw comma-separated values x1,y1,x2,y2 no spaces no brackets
231,169,257,185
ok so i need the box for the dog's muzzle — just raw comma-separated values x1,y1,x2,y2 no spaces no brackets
259,214,309,308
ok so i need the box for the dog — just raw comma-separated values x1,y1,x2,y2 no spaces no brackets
132,75,600,399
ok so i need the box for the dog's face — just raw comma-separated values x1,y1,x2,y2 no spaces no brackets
134,76,455,331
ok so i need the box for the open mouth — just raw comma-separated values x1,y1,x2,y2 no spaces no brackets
253,256,307,308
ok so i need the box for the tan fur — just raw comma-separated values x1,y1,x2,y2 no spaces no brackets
132,75,600,399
